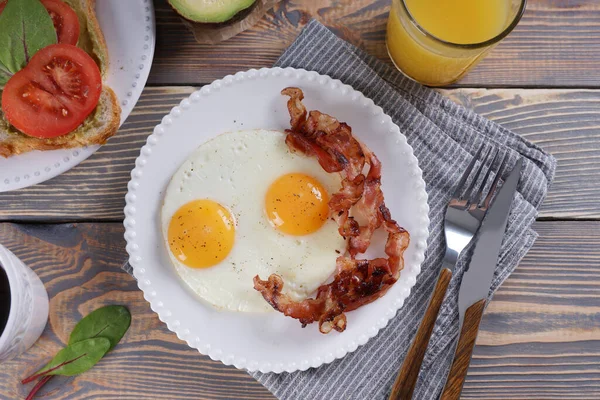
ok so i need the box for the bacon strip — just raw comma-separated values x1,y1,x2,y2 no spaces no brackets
330,175,363,237
282,87,307,131
254,87,410,333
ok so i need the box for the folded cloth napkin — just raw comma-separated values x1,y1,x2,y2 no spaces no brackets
247,20,557,400
122,19,556,400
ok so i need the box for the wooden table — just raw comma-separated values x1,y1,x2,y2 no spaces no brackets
1,0,600,399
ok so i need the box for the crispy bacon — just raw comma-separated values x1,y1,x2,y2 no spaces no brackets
348,148,384,256
282,88,365,180
254,87,410,333
285,130,343,173
330,175,364,237
281,87,307,131
315,121,365,181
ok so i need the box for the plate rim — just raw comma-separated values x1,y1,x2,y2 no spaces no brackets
124,67,430,373
0,0,156,192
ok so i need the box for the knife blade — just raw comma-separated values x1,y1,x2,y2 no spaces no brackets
457,158,523,325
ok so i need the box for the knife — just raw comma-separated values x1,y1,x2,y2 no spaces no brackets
439,158,523,400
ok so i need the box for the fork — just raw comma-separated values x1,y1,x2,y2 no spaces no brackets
388,145,508,400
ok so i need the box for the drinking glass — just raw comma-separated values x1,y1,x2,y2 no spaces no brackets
386,0,527,86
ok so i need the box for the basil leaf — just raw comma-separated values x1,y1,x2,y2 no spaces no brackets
0,0,57,74
35,338,111,377
69,305,131,351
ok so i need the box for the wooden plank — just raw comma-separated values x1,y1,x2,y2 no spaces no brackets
1,87,598,221
149,0,600,88
0,221,598,399
441,89,600,219
464,221,600,400
0,222,274,400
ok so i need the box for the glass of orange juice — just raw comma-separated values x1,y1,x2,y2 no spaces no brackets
386,0,526,87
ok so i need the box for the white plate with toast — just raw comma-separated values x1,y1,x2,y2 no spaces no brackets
0,0,155,192
124,68,430,373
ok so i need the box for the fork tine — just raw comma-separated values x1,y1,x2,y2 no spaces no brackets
481,152,510,208
471,148,501,206
452,144,485,198
463,146,493,205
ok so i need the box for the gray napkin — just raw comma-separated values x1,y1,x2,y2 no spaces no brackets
122,19,556,400
247,20,556,400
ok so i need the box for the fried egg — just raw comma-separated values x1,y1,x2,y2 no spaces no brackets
161,129,345,312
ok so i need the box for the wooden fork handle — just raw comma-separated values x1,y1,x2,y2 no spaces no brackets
440,298,487,400
388,268,453,400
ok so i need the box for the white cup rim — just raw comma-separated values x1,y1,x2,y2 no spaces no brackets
0,244,21,351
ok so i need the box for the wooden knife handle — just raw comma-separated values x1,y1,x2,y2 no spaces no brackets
440,298,487,400
388,268,453,400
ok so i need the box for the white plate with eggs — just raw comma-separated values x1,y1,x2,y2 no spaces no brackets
124,67,429,373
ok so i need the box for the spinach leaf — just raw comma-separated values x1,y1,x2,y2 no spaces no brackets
0,0,57,75
69,305,131,351
21,305,131,389
30,338,110,379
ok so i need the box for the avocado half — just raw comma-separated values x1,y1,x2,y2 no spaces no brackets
168,0,258,24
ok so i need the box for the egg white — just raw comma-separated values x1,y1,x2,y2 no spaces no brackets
161,129,346,312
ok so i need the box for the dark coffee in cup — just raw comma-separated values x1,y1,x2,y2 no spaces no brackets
0,265,10,336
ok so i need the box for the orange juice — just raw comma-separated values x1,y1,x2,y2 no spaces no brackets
386,0,520,86
404,0,509,44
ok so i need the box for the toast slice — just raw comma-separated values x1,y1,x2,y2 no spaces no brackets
0,0,121,158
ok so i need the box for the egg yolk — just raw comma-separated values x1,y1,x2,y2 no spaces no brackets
265,173,330,236
168,199,235,268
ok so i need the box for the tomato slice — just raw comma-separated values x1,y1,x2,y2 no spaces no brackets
41,0,80,45
2,44,102,138
0,0,80,45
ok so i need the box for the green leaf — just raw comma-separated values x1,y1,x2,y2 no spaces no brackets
0,0,57,74
0,61,11,89
36,338,110,377
69,305,131,351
